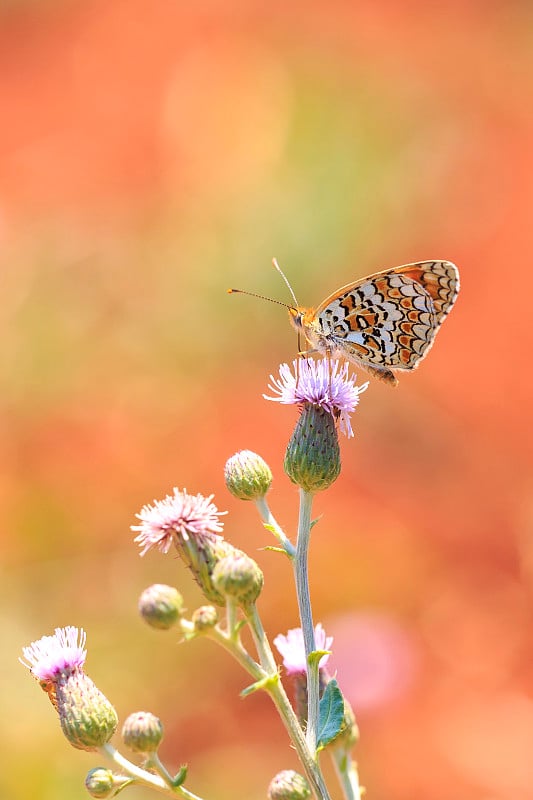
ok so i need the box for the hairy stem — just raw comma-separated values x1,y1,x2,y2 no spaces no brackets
254,495,295,557
245,604,331,800
294,489,319,754
100,744,204,799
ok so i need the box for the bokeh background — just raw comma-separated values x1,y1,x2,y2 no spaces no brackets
3,1,533,799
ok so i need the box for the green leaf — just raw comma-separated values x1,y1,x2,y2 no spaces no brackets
234,618,248,635
240,672,279,698
307,649,331,668
262,523,278,535
317,679,344,750
172,766,188,787
310,515,323,529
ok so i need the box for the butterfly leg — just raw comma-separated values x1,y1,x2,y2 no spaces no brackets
297,347,320,358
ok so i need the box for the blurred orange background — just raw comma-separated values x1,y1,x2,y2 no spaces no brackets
3,1,533,799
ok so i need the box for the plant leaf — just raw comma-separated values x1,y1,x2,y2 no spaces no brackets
317,679,344,750
172,766,188,787
307,649,331,668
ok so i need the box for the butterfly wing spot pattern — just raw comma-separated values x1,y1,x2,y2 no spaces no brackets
289,260,460,386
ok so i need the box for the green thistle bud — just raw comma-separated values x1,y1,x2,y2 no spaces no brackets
212,551,264,606
192,605,219,631
292,672,308,728
284,404,341,493
175,533,238,605
138,584,183,630
267,770,311,800
122,711,164,754
85,768,127,798
225,450,273,501
55,672,118,751
338,693,359,748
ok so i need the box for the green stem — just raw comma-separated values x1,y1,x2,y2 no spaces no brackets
244,604,331,800
226,596,238,641
254,496,295,557
329,746,362,800
148,752,183,789
180,618,263,680
294,488,319,754
99,744,204,800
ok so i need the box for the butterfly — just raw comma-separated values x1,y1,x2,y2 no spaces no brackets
229,259,460,386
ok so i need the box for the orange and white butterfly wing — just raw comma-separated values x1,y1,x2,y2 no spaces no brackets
305,260,459,384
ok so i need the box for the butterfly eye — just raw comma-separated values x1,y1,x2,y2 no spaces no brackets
288,308,303,329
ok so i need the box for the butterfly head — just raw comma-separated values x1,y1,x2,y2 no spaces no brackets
288,306,318,335
288,306,304,331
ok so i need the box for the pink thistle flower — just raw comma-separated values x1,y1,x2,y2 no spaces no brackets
20,627,118,751
273,623,333,675
20,626,87,682
132,488,226,556
264,358,368,438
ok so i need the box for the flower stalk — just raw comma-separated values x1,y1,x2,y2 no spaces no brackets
293,489,320,755
243,604,332,800
100,743,202,799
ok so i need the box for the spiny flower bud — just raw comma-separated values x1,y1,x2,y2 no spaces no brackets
122,711,164,754
284,404,341,493
225,450,273,501
138,584,184,630
56,671,118,751
20,627,118,752
212,551,264,606
267,770,311,800
175,536,243,606
192,605,219,631
337,692,359,748
85,768,128,798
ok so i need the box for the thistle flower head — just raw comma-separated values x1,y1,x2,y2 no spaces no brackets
20,627,118,751
85,768,128,799
192,605,219,632
212,551,264,606
132,488,242,605
273,624,333,675
138,584,184,630
265,358,368,438
20,626,87,682
268,770,311,800
122,711,164,753
224,450,272,501
132,488,226,556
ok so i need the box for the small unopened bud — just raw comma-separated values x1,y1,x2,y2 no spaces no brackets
138,584,183,630
56,672,118,751
284,404,341,493
212,552,263,606
85,768,127,798
122,711,164,753
338,693,359,747
267,770,311,800
225,450,272,501
192,605,219,631
176,533,239,606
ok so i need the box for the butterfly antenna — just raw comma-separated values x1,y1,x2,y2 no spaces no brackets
227,287,295,311
272,257,299,306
